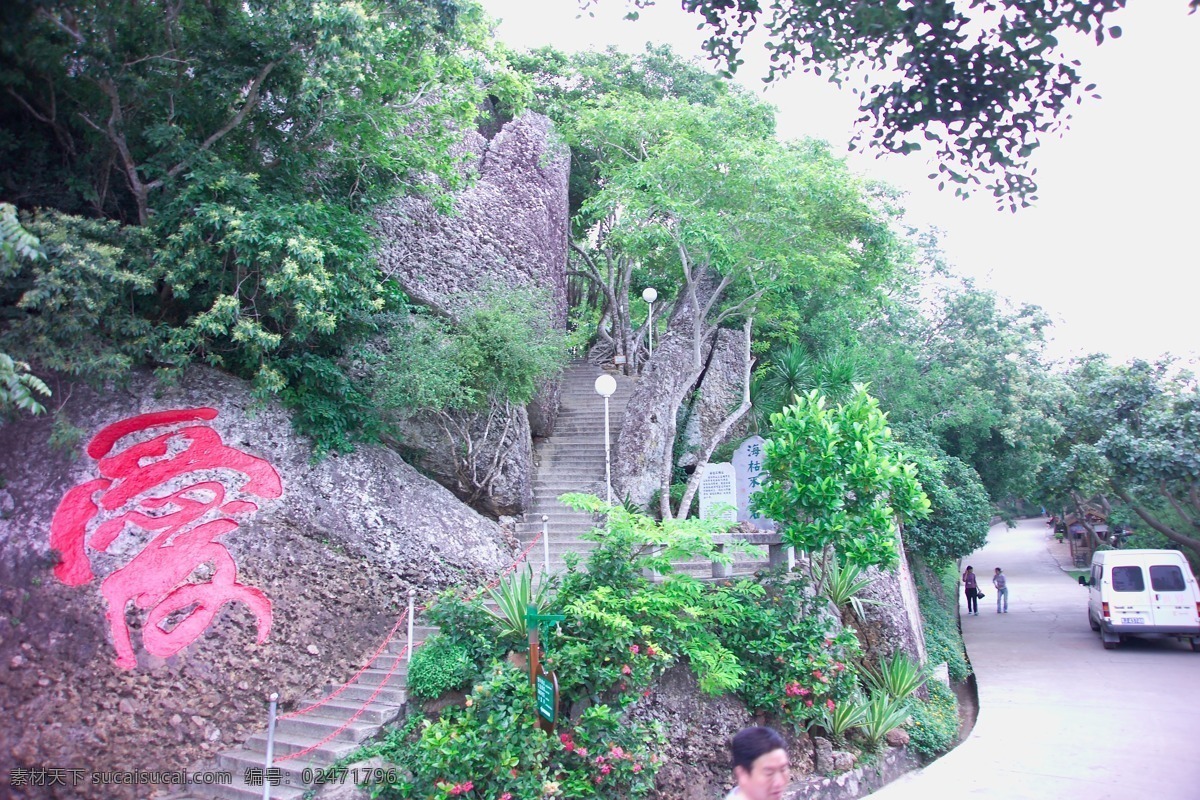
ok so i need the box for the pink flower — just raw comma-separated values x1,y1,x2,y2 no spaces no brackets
804,699,813,707
646,645,657,657
449,781,473,796
813,669,827,683
610,746,626,759
500,794,513,800
826,699,836,712
576,747,589,757
560,733,575,752
600,764,612,775
823,638,833,648
833,662,845,673
632,763,643,773
785,682,803,697
621,664,632,675
630,644,640,654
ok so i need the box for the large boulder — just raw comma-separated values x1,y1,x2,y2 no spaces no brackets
850,535,928,667
0,368,512,798
376,110,568,451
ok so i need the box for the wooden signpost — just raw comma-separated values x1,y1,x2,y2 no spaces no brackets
526,603,565,733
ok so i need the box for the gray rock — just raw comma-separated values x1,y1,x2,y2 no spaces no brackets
373,111,570,509
677,327,750,468
625,664,813,799
813,736,835,775
613,272,729,509
0,367,512,795
831,750,856,772
389,406,533,518
851,534,928,669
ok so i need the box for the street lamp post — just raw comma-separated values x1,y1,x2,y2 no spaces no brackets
641,287,658,358
594,374,617,505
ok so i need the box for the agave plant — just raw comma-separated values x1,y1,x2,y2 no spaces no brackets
859,691,912,750
818,556,881,621
483,565,555,640
815,695,869,745
861,652,927,701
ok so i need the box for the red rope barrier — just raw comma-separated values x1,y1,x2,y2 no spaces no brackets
276,640,410,763
273,526,547,739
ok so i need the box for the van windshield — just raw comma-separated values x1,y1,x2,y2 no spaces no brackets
1111,566,1145,592
1150,565,1186,592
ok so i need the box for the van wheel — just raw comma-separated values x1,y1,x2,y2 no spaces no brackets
1088,613,1100,632
1103,639,1118,650
1191,638,1200,652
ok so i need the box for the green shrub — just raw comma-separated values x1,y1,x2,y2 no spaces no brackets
374,664,661,799
405,635,475,701
423,589,507,669
859,691,912,750
905,678,960,761
914,564,970,682
861,652,926,701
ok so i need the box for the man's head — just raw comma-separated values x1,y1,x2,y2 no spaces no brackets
995,567,1002,574
966,566,974,572
730,726,789,800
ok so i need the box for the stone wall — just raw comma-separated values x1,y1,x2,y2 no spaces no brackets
0,368,512,798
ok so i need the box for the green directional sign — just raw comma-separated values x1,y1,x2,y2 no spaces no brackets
536,672,557,725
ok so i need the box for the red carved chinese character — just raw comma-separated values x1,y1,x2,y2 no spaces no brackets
48,408,282,669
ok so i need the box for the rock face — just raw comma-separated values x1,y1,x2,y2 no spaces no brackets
387,405,533,518
676,327,750,469
614,275,748,509
625,665,814,800
375,111,570,513
0,368,512,798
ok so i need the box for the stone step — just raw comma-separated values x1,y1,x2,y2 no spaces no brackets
272,714,379,744
243,731,360,761
215,748,326,794
181,772,307,800
304,683,408,708
298,696,406,726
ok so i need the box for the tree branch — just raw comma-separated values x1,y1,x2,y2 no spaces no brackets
1113,484,1200,555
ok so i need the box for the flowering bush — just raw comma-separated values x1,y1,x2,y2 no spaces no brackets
373,664,660,799
710,571,862,726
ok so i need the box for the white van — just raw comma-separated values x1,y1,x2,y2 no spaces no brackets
1082,549,1200,651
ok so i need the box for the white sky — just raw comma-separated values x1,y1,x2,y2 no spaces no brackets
480,0,1200,365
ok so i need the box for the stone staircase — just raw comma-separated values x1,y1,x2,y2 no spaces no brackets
163,624,436,800
514,361,637,576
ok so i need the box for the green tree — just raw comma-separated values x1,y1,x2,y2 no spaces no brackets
754,387,931,572
1,1,526,450
0,204,50,416
591,0,1198,209
1044,356,1200,562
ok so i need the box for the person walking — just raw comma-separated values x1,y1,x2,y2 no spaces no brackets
725,727,790,800
993,567,1009,613
963,565,979,616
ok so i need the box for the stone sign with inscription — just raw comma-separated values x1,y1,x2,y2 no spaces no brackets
733,436,776,531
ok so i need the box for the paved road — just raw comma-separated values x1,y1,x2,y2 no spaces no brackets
868,517,1200,800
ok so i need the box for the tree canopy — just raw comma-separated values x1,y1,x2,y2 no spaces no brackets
590,0,1199,209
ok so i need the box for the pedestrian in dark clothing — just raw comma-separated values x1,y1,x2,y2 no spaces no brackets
963,566,979,616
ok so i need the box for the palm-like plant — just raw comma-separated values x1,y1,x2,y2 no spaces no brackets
818,555,880,621
860,691,912,749
483,565,555,641
861,652,926,701
816,695,869,745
